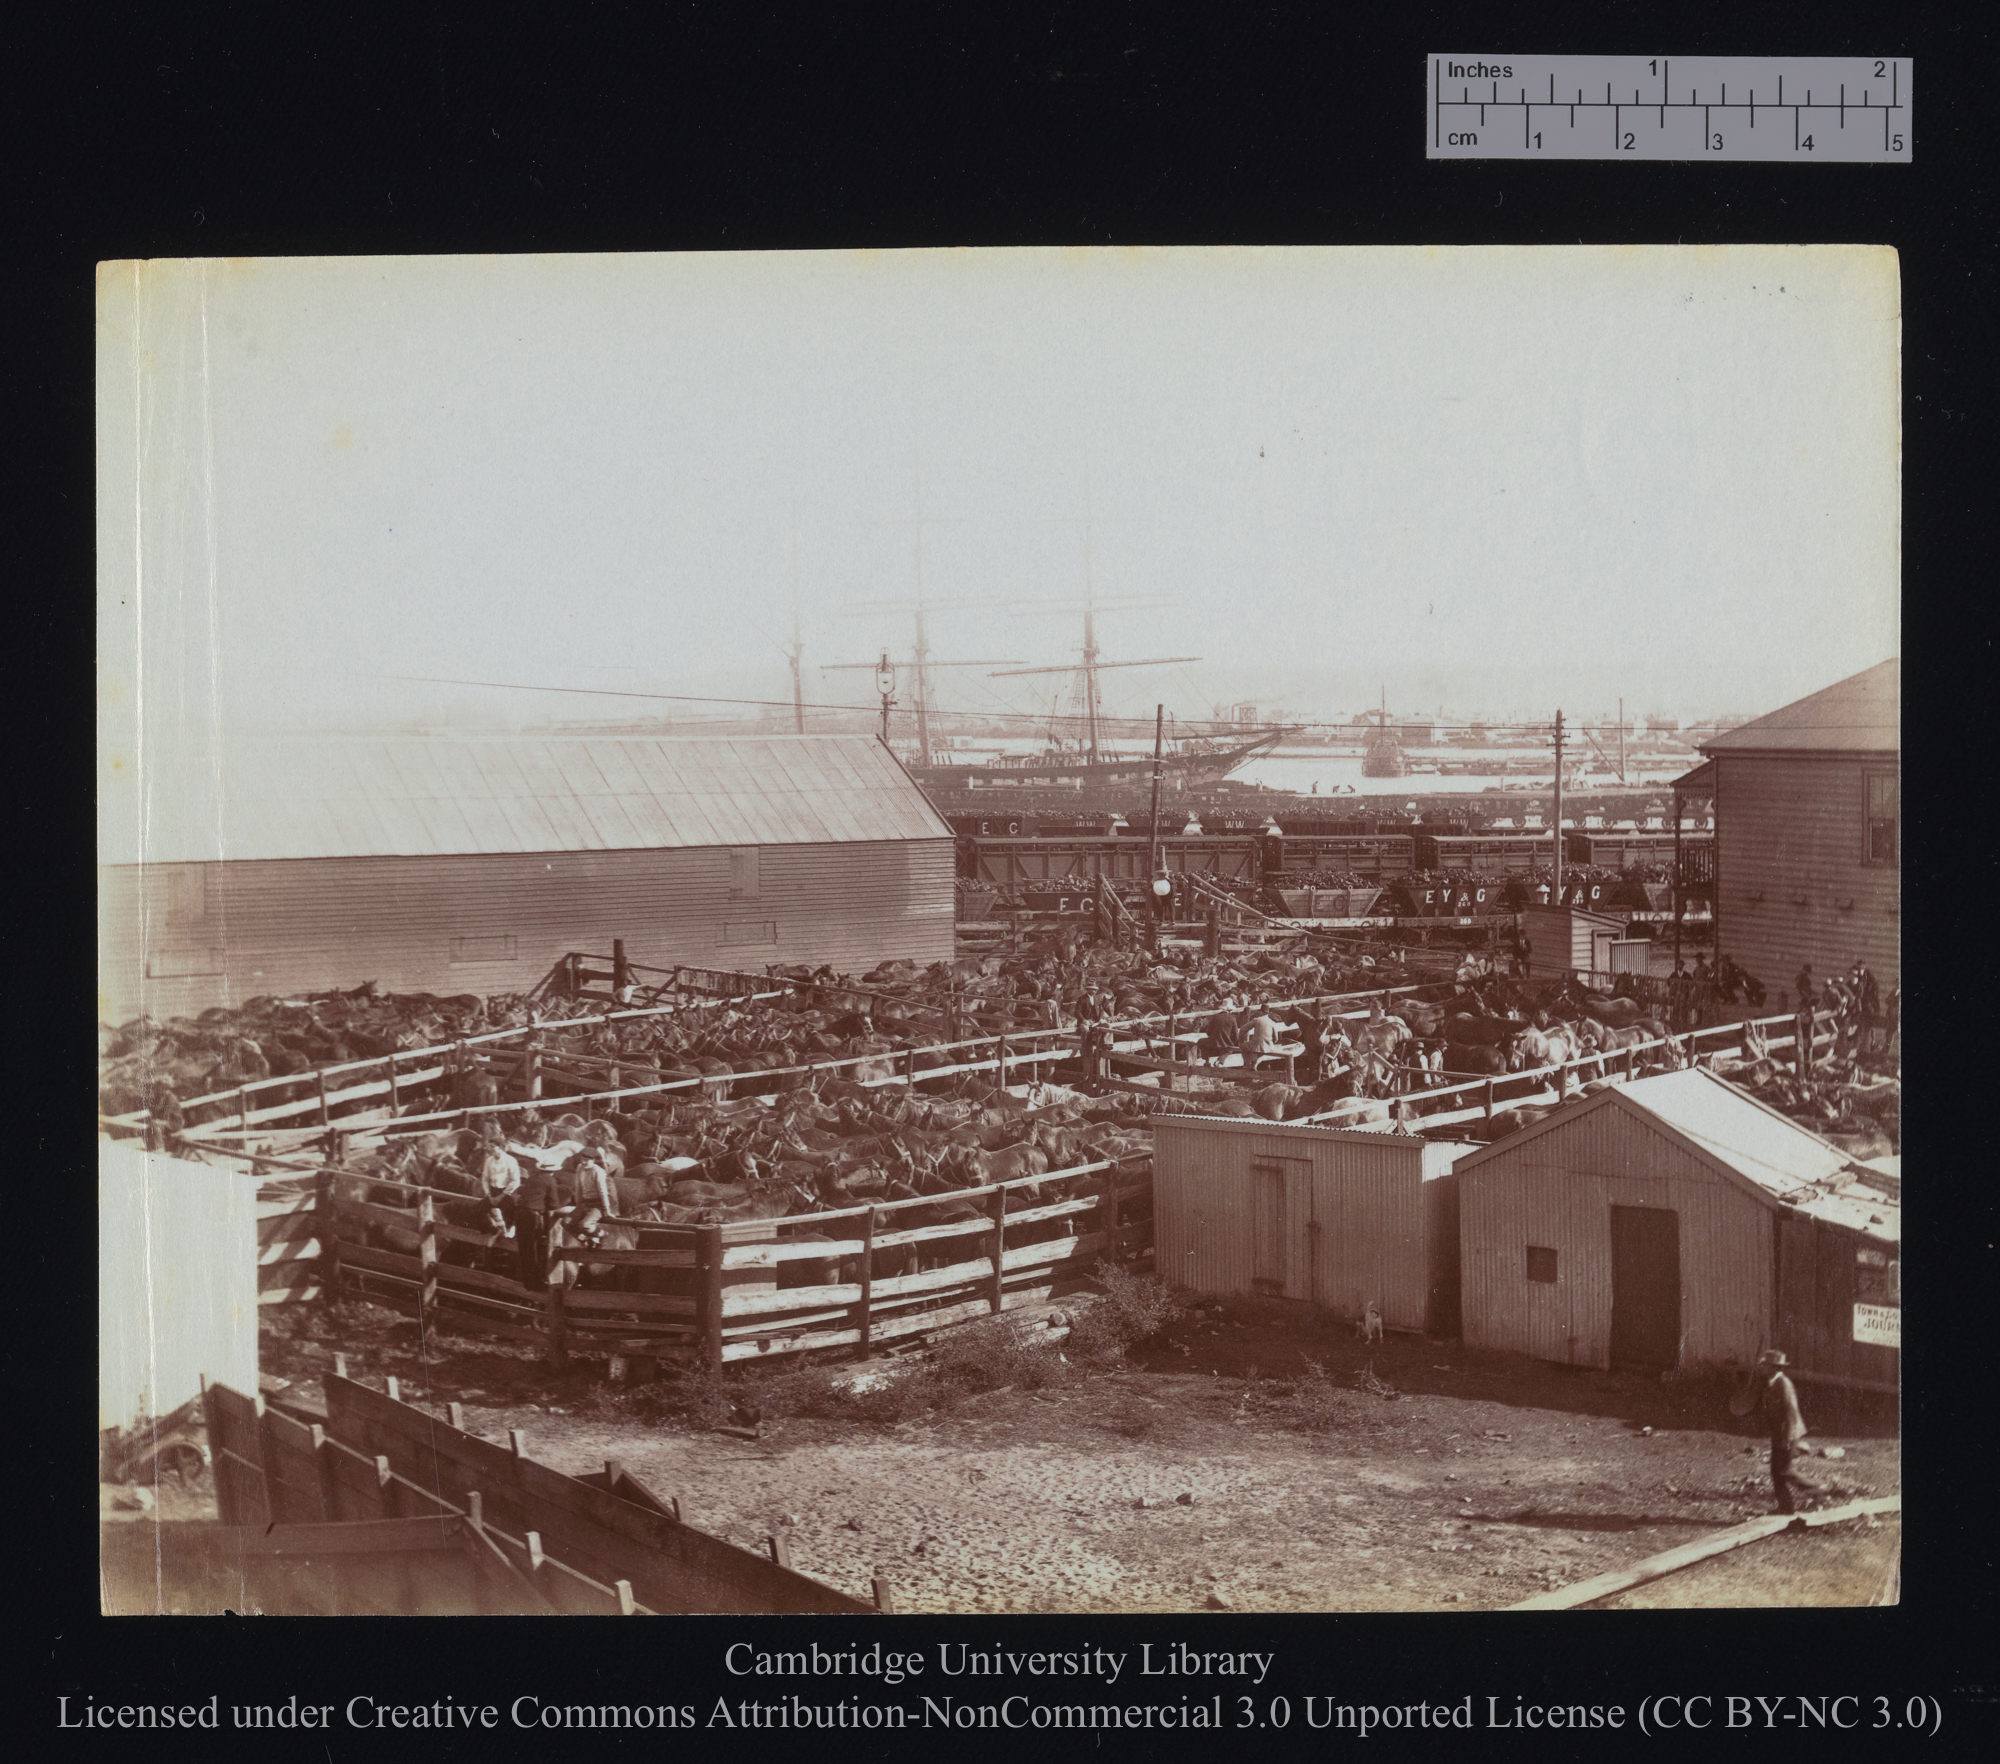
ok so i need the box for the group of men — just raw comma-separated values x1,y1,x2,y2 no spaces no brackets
453,1113,626,1287
1794,959,1895,1073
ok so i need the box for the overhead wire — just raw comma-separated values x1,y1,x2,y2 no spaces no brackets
344,669,1784,741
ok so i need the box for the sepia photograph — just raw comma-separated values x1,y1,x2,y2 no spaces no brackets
97,244,1900,1619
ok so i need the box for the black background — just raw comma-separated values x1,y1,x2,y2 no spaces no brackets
25,1,1988,1750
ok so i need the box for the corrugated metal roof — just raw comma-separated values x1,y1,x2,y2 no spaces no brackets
107,734,952,866
1454,1068,1896,1240
1700,660,1899,756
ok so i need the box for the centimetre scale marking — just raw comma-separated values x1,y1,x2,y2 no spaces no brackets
1428,56,1910,162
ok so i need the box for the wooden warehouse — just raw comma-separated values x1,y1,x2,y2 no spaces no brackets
1454,1069,1899,1389
1680,658,1899,1001
1151,1117,1475,1335
97,734,955,1022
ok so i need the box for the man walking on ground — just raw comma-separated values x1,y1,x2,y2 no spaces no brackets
1757,1349,1819,1515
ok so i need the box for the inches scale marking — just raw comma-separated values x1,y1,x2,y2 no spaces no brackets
1428,56,1910,161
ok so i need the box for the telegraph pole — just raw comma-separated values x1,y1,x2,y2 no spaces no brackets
1551,709,1565,902
1147,703,1167,919
788,508,806,735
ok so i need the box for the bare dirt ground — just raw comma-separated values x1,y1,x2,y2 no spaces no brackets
259,1299,1898,1614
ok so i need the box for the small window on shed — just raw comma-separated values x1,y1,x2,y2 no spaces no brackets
723,919,777,946
1865,774,1897,864
1526,1245,1559,1285
727,848,761,899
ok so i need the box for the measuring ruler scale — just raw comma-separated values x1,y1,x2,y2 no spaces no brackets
1428,56,1911,161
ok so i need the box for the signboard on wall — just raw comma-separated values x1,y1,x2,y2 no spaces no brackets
1852,1302,1900,1348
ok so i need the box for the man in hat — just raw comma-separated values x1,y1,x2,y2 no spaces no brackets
1852,959,1881,1055
1793,966,1818,1078
1757,1349,1819,1515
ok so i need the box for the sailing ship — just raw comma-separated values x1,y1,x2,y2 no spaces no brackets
905,593,1287,790
1361,687,1407,778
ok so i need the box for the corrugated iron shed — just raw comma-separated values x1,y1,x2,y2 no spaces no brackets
103,734,951,866
1455,1069,1894,1240
1701,659,1898,756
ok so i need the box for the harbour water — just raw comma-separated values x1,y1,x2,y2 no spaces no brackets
1231,748,1690,800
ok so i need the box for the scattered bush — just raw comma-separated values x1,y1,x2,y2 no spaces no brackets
1267,1356,1355,1434
927,1319,1069,1397
1066,1266,1185,1365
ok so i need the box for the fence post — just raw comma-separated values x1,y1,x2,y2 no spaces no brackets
857,1207,875,1358
387,1051,400,1114
418,1193,439,1318
1097,1170,1119,1266
699,1225,724,1371
317,1167,343,1315
988,1185,1008,1315
997,1034,1009,1087
525,1025,542,1101
1483,1078,1495,1120
317,1067,331,1128
905,1045,917,1093
544,1282,567,1371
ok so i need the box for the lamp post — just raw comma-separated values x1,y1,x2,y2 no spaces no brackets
875,653,897,744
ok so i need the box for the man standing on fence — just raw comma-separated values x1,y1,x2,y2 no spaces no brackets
1853,959,1882,1058
1794,965,1819,1079
513,1156,558,1287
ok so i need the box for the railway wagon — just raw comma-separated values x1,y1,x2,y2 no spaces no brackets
1564,830,1713,871
1414,832,1556,873
1381,878,1519,918
1260,833,1419,878
960,835,1263,887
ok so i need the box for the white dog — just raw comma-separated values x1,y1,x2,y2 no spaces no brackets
1357,1300,1384,1345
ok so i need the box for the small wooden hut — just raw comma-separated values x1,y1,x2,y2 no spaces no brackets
1151,1117,1475,1334
1520,902,1627,980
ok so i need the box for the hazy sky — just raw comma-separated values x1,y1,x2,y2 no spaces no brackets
99,246,1899,746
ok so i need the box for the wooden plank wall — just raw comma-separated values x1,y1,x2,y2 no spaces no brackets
1714,753,1900,999
100,837,955,1021
321,1376,874,1613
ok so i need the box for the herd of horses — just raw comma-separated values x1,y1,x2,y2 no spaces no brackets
97,937,1421,1131
1172,973,1899,1161
330,1066,1161,1304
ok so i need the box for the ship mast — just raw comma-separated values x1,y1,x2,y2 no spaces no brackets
825,469,1021,766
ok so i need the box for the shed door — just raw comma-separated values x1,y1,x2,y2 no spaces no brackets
1250,1157,1314,1300
1609,1206,1681,1369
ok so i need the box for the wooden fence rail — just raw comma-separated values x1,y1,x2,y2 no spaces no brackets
310,1149,1153,1370
107,967,1466,1146
185,1375,881,1614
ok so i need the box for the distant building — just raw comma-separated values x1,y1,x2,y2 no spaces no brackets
1676,660,1898,999
98,734,955,1021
